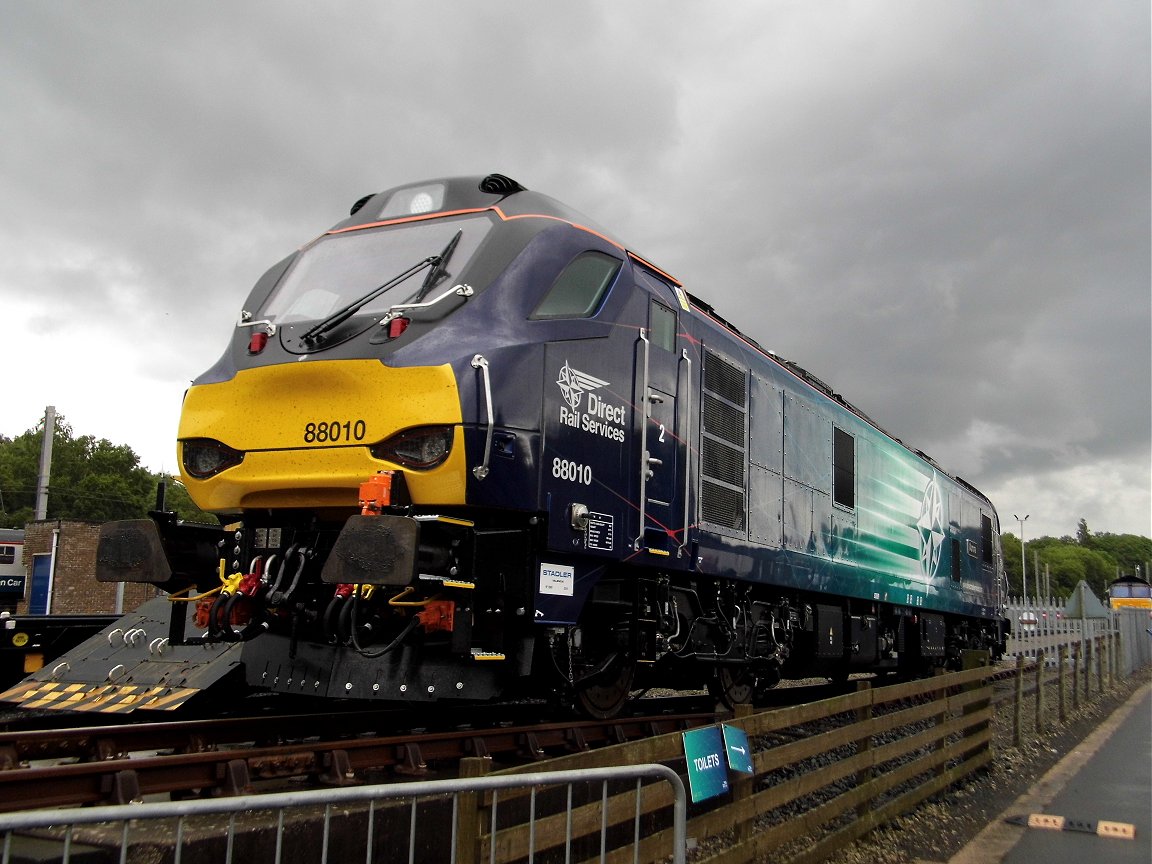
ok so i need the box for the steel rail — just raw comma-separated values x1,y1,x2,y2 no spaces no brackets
0,709,715,812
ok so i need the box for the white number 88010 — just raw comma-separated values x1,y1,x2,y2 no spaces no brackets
552,457,592,485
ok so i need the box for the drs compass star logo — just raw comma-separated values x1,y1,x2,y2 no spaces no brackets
556,361,609,410
917,475,945,581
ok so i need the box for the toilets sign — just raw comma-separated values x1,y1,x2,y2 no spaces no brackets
682,723,754,802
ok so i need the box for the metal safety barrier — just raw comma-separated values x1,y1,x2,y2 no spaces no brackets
1114,607,1152,676
0,764,687,864
1004,597,1110,660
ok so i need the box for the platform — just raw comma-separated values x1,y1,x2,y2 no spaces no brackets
949,679,1151,864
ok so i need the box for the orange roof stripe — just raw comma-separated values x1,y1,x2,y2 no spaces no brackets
323,205,682,286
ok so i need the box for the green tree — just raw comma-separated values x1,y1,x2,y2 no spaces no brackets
0,416,213,527
1076,518,1092,547
1000,532,1025,595
1037,545,1114,598
1090,532,1152,576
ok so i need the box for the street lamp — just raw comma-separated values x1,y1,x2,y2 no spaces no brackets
1014,514,1029,604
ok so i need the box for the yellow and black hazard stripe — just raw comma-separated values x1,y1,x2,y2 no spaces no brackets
0,680,200,713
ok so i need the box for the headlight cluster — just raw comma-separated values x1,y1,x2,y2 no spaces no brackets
181,425,454,480
370,426,453,469
182,439,245,479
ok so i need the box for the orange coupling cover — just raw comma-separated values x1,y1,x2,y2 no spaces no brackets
359,471,394,515
194,595,214,629
416,600,455,634
226,596,252,626
194,594,252,628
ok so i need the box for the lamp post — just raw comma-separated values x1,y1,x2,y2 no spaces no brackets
1014,514,1029,604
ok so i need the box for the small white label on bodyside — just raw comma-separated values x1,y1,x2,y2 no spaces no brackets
539,563,575,596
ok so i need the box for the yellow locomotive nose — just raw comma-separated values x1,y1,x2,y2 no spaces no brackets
177,359,467,511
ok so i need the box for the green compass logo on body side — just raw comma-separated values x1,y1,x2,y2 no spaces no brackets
917,475,945,582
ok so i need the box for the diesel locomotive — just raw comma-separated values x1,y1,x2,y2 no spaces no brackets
3,174,1008,717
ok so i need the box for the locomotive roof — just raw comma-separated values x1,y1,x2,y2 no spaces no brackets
1109,574,1151,587
332,174,626,248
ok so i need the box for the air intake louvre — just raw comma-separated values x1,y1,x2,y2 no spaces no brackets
704,351,747,408
702,481,745,531
700,348,748,533
703,393,745,446
703,438,744,486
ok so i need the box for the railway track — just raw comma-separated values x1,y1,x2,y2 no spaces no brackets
0,672,986,813
0,697,719,812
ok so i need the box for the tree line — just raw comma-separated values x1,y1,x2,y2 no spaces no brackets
1000,518,1151,602
0,416,211,527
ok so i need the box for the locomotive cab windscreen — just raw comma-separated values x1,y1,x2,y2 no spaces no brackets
259,212,496,354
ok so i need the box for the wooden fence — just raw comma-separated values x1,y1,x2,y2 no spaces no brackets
461,665,994,864
996,629,1133,746
450,626,1148,864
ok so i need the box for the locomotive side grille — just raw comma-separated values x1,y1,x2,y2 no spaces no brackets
702,438,744,486
702,393,745,446
702,480,746,531
704,351,747,408
700,348,748,533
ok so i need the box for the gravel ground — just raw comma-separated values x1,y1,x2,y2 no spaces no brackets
816,665,1152,864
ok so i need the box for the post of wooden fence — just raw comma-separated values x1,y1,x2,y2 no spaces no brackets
733,703,754,846
456,756,492,864
961,650,991,748
1057,645,1067,725
931,669,949,777
1034,648,1046,734
1013,654,1025,748
1072,641,1081,712
855,680,874,819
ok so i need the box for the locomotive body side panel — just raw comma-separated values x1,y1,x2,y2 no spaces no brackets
678,304,1002,621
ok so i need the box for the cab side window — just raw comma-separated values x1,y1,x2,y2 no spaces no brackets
650,300,677,351
530,252,621,320
980,514,994,565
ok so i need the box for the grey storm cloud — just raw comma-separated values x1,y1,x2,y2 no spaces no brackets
1,0,1148,539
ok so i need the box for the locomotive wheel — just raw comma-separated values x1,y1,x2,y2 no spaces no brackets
574,657,635,719
708,666,755,709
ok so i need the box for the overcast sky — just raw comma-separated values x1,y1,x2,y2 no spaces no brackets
2,1,1148,542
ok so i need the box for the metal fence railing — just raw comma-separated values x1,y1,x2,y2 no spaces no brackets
1004,596,1109,655
1004,596,1151,676
0,764,687,864
1114,607,1152,676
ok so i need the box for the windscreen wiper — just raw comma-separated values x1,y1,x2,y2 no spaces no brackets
414,230,462,303
300,255,438,345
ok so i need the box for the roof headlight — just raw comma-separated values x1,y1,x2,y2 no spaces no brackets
378,184,446,219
